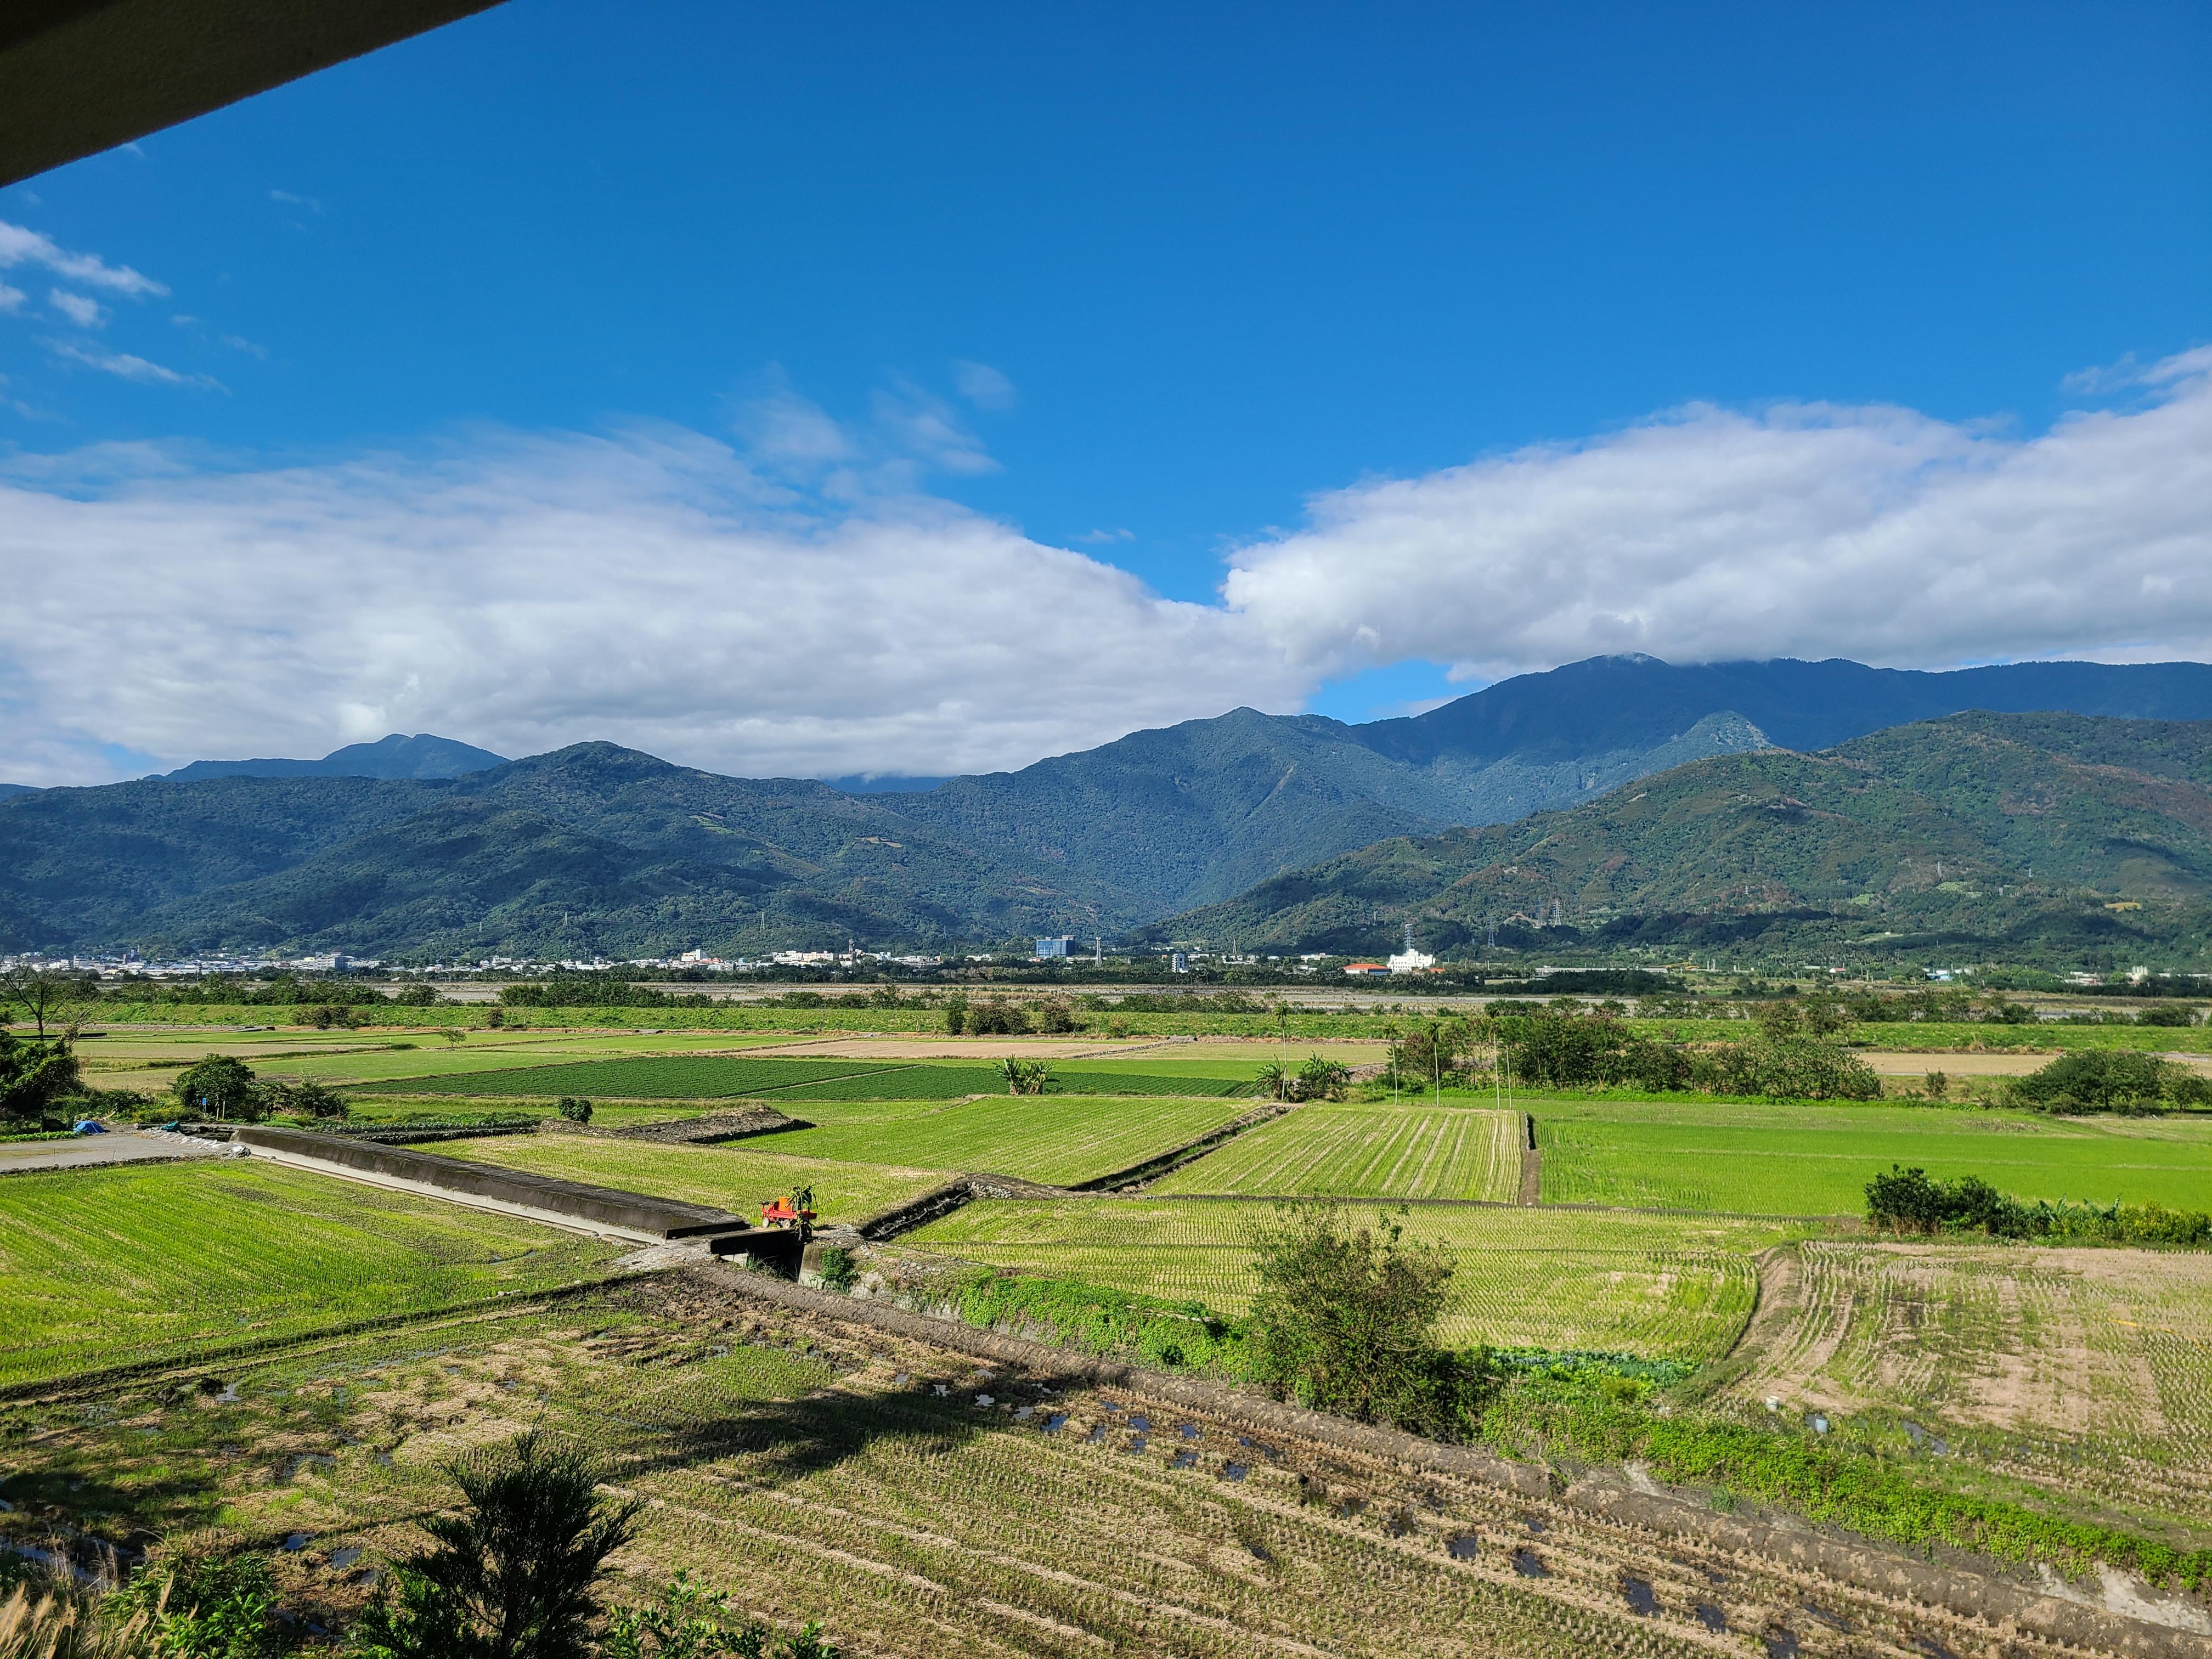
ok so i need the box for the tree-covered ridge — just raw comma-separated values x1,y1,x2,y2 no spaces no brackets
1155,712,2212,961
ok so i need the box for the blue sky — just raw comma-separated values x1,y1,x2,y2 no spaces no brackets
2,1,2208,780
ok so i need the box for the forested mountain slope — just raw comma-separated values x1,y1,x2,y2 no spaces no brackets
888,656,2212,915
0,746,1120,957
1150,712,2212,964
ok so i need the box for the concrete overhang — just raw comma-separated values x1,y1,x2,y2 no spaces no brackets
1,0,510,188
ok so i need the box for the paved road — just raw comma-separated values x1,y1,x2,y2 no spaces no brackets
0,1130,219,1173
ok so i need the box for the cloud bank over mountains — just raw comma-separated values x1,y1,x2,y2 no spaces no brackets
3,350,2208,787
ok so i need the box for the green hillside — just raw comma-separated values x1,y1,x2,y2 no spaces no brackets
1153,712,2212,964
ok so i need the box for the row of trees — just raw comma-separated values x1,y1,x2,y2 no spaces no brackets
1372,1001,1883,1102
168,1054,347,1122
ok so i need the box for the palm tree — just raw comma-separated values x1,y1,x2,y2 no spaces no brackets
354,1432,641,1659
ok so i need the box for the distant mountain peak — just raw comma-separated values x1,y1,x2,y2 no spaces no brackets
157,732,507,783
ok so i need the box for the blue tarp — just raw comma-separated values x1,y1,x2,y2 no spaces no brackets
71,1120,106,1135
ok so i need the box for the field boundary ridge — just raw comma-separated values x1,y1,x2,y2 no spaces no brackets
1068,1099,1297,1193
0,1278,620,1406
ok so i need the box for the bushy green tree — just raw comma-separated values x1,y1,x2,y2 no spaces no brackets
348,1432,640,1659
557,1096,593,1124
2008,1049,2208,1113
172,1056,259,1121
0,1030,81,1125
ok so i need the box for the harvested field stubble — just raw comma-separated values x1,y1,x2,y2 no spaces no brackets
1731,1239,2212,1527
0,1273,2137,1659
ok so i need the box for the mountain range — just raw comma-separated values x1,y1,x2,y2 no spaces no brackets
1152,710,2212,966
5,654,2212,959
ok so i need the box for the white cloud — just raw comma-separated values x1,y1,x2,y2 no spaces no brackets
0,283,23,314
3,350,2208,789
47,341,220,390
0,221,165,298
0,424,1306,786
1224,347,2212,684
48,289,105,328
952,360,1018,411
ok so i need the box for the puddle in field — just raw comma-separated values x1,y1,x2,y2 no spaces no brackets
1222,1463,1248,1481
1127,1414,1150,1432
282,1533,313,1553
1694,1603,1727,1632
1086,1424,1108,1444
1621,1578,1657,1616
1447,1535,1481,1561
1520,1513,1547,1534
1177,1423,1200,1440
328,1548,363,1571
1511,1549,1548,1578
1171,1449,1197,1469
1042,1413,1067,1435
1906,1637,1958,1659
1122,1435,1147,1454
1763,1632,1800,1658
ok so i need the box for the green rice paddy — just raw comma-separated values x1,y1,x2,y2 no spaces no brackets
1152,1105,1522,1200
354,1054,1257,1102
904,1198,1807,1360
0,1161,623,1387
422,1136,950,1224
1532,1099,2212,1215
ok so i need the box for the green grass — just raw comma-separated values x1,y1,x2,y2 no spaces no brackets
769,1064,1256,1102
903,1198,1808,1360
1533,1098,2212,1214
766,1096,1252,1185
423,1135,950,1224
0,1161,622,1387
1153,1105,1522,1200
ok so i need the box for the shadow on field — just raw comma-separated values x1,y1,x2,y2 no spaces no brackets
616,1391,985,1486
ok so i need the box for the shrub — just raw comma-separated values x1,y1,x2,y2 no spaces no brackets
109,1553,281,1658
968,997,1030,1036
256,1077,348,1120
2135,1002,2200,1027
603,1572,844,1659
1247,1204,1498,1440
1037,996,1084,1034
557,1096,593,1124
942,995,968,1036
1865,1165,2027,1236
814,1246,859,1293
995,1058,1052,1096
